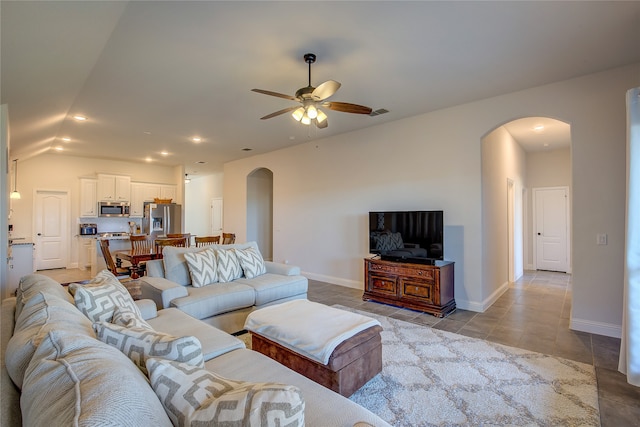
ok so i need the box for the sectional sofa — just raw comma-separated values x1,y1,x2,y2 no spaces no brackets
1,272,391,426
140,241,308,333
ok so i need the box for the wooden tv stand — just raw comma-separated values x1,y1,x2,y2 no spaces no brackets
363,258,455,317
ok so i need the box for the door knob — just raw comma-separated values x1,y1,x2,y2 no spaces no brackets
37,233,42,236
537,233,541,235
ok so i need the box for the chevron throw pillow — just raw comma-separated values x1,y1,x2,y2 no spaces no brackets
234,246,267,279
93,322,204,375
112,306,153,330
69,270,142,323
184,248,218,287
146,358,305,427
214,249,243,283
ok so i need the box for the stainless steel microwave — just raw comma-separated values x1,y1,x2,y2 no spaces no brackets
99,201,130,217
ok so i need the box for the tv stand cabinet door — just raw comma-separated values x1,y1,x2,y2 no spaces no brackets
366,272,398,297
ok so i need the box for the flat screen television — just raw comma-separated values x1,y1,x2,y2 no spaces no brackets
369,211,444,264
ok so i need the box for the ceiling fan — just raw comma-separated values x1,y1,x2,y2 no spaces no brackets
251,53,372,129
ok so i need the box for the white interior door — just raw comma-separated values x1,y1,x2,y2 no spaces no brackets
534,187,569,272
34,190,69,270
211,198,223,236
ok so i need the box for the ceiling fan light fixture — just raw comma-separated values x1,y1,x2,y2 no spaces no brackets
316,109,328,124
301,115,311,125
306,105,318,119
292,107,305,122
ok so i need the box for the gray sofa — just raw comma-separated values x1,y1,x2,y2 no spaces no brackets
1,273,391,426
141,241,308,333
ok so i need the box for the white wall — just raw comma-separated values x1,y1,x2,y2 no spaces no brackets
224,63,639,337
481,126,526,308
525,148,571,268
7,154,179,278
184,172,223,237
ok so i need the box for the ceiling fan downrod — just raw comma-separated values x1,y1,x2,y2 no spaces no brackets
304,53,316,88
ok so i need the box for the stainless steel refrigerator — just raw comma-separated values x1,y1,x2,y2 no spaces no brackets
142,202,182,239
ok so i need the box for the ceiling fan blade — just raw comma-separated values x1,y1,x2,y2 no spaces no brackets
323,102,372,115
251,88,296,101
259,106,299,120
312,80,341,101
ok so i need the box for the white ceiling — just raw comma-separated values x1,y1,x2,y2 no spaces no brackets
2,1,639,175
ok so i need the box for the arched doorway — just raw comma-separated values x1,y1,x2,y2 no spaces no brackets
481,116,571,291
246,168,273,260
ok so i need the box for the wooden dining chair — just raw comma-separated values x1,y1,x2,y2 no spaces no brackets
155,237,187,254
222,233,236,244
194,235,220,247
167,233,191,247
129,234,154,254
99,239,132,277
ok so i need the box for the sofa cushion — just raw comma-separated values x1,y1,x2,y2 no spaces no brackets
170,282,255,320
14,274,73,321
69,270,142,323
112,305,153,330
21,329,172,427
236,273,308,306
184,247,218,287
214,248,243,283
146,358,305,427
93,321,204,375
5,291,94,389
234,246,267,279
146,308,245,361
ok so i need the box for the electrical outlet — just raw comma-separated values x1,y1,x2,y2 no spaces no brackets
597,233,608,245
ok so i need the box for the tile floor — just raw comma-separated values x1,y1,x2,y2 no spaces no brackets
37,268,639,426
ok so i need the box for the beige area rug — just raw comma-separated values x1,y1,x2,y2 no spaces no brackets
331,305,600,427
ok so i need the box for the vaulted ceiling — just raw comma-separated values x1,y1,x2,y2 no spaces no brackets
2,1,639,175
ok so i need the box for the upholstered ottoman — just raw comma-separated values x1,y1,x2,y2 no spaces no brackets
244,300,383,397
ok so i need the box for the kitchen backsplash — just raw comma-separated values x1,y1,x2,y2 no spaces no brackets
78,217,142,234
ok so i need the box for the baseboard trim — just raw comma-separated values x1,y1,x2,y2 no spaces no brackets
302,271,362,290
570,317,622,338
456,281,509,313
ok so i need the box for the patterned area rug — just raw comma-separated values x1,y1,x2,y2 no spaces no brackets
333,305,600,427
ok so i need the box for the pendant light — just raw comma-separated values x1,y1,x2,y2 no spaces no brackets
184,174,191,184
10,159,20,199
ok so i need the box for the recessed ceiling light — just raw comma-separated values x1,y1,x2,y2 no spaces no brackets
145,157,153,162
195,161,207,164
160,151,169,156
533,125,545,132
61,137,71,142
54,146,63,151
72,115,88,121
144,131,152,135
192,137,202,143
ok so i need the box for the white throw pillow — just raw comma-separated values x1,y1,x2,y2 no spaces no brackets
233,246,267,279
146,358,305,427
214,249,243,283
184,247,218,287
69,270,142,323
93,321,204,375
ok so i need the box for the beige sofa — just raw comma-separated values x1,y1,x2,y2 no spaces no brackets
141,241,308,333
1,273,390,426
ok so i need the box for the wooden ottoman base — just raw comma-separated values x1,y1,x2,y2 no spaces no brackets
251,325,383,397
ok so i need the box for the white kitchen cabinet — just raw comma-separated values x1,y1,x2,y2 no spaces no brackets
130,182,161,217
160,185,177,201
79,178,98,217
78,237,95,270
97,174,131,202
8,243,35,298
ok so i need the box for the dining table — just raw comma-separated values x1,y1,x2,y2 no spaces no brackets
115,249,163,279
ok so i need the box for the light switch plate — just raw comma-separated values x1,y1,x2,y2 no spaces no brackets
597,233,608,245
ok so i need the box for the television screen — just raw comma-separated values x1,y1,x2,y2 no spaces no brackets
369,211,444,264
